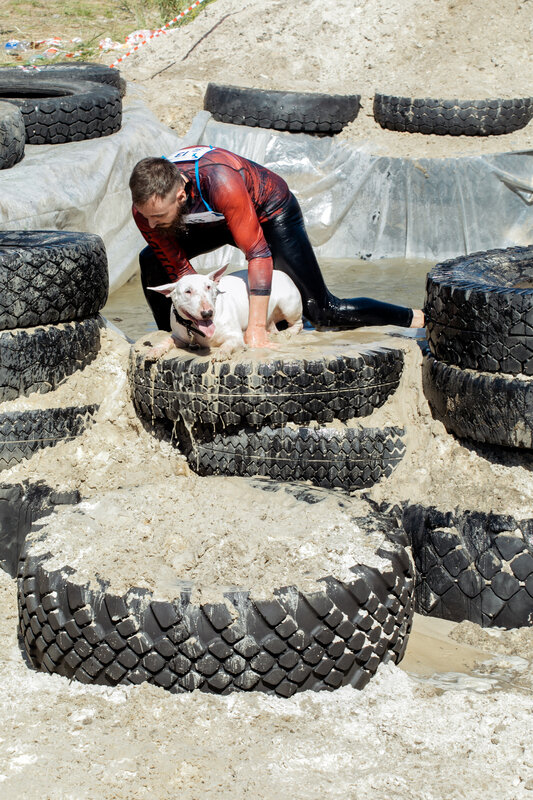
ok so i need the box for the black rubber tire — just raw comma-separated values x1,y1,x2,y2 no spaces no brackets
17,494,414,696
186,424,406,491
0,62,126,97
0,230,108,331
129,344,404,436
402,504,533,628
0,481,80,577
0,100,24,169
204,83,361,135
0,75,122,144
0,317,102,402
0,404,98,472
422,348,533,449
373,94,533,136
425,245,533,375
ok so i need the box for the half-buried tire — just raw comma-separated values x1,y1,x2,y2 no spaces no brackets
204,83,361,134
373,94,533,136
0,63,126,97
129,341,404,437
0,231,108,330
422,348,533,449
17,480,414,696
425,245,533,375
402,504,533,628
187,424,406,491
0,481,80,577
0,317,103,402
0,405,98,472
0,100,24,169
0,75,122,144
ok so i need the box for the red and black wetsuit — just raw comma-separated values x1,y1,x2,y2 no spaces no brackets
134,146,413,330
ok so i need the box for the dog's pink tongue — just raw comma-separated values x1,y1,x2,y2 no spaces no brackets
197,319,216,339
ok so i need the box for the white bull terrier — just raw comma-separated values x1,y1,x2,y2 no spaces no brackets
147,266,303,360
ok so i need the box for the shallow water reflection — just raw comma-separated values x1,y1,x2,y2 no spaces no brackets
103,257,433,340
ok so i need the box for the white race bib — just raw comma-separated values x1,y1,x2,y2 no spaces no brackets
167,146,213,163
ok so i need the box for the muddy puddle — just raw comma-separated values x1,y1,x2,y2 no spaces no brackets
102,257,431,340
1,257,532,799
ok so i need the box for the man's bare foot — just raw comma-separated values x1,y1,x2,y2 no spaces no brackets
410,309,425,328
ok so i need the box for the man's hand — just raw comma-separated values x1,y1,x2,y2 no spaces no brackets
245,292,279,350
244,324,278,349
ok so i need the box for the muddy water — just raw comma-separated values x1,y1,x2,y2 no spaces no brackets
102,257,431,340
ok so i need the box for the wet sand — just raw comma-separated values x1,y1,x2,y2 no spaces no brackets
1,268,532,798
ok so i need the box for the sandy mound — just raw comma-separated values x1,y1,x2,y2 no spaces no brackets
26,477,389,602
111,0,533,157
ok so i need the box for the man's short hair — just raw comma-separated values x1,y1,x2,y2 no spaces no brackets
129,157,185,206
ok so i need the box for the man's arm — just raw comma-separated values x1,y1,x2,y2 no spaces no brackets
206,166,275,346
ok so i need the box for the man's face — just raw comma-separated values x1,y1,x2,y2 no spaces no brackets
135,185,187,234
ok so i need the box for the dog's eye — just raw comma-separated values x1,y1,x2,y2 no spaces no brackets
184,289,192,295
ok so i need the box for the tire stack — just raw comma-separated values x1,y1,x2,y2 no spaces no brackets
423,245,533,450
0,101,25,169
411,245,533,629
129,340,407,492
0,63,123,148
0,231,109,471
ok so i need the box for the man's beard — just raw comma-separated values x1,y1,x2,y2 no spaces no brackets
157,199,188,238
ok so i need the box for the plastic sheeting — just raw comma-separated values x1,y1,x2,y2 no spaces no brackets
0,87,183,292
0,94,532,293
184,111,533,275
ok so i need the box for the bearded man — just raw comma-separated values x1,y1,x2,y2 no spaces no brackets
129,145,424,347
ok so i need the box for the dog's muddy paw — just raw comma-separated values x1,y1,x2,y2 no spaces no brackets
210,345,244,362
145,345,170,362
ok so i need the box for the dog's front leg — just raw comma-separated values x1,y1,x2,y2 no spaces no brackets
145,334,176,361
211,335,245,362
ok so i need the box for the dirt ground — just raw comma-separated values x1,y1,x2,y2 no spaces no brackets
1,1,533,798
109,0,533,157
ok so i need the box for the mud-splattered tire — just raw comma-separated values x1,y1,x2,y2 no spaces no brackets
0,61,126,97
373,94,533,136
129,344,404,436
402,504,533,628
186,424,406,491
0,231,108,330
0,481,80,577
422,349,533,449
17,494,414,696
0,75,122,144
0,405,98,471
0,317,102,402
425,246,533,375
0,62,126,97
204,83,361,134
0,100,24,169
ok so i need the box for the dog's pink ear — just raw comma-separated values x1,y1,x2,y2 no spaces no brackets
208,264,228,284
147,283,178,297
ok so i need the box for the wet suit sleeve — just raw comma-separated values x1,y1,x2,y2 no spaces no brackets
132,206,195,282
206,165,273,295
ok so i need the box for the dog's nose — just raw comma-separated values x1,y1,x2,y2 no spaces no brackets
201,309,213,320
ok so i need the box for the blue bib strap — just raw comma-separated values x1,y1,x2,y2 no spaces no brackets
195,155,216,214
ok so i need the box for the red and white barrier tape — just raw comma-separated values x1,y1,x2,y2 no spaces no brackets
109,0,208,68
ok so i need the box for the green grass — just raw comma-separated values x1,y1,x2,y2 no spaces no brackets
0,0,218,65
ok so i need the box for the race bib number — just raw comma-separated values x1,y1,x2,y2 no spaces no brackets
167,146,213,163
